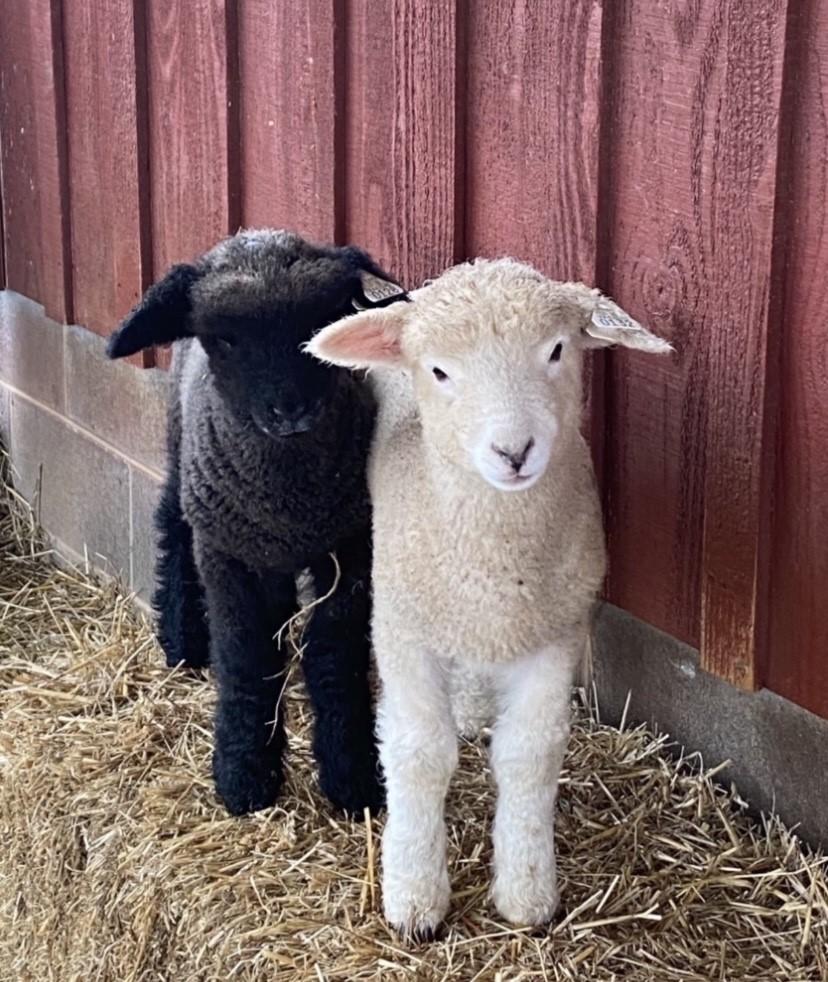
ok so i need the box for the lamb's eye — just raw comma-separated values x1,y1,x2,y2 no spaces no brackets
432,366,449,382
217,336,235,352
549,342,563,363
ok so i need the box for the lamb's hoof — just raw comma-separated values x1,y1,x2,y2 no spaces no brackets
492,878,559,927
383,879,450,943
163,647,210,671
318,760,385,818
213,757,283,816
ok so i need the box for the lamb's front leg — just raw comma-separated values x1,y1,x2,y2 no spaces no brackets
199,547,296,815
378,650,457,939
302,533,383,816
153,456,210,669
490,642,579,926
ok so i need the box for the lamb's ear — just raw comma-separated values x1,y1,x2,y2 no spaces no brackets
582,296,673,354
106,263,202,359
305,306,408,369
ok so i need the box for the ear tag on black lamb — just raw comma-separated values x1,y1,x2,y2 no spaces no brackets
353,269,408,311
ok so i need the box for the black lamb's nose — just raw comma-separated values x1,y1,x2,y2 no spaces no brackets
267,397,319,437
492,437,535,472
271,397,306,423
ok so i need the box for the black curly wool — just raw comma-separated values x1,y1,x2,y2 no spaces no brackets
106,230,399,817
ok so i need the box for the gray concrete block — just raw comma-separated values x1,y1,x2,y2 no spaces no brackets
9,394,131,583
0,292,65,411
130,465,162,604
65,324,168,475
594,602,828,848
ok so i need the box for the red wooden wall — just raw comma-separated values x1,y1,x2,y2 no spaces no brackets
0,0,826,719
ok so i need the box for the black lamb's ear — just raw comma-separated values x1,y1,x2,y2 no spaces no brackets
106,263,202,359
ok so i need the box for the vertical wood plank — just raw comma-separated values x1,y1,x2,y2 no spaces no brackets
464,0,605,479
465,0,603,284
342,0,460,286
697,3,787,687
146,0,237,277
63,0,148,335
146,0,238,368
0,141,5,289
764,0,828,719
0,0,72,322
237,0,337,240
601,1,787,684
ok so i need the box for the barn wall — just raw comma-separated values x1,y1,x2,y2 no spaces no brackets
1,1,827,723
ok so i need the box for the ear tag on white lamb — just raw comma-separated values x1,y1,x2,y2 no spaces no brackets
588,303,646,344
355,269,407,311
591,304,639,331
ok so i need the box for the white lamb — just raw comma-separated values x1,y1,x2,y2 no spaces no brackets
308,259,671,938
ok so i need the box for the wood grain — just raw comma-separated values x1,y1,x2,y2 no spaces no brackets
146,0,237,277
62,0,149,336
465,0,603,284
237,0,337,240
764,0,828,719
146,0,238,369
600,1,787,688
697,2,787,688
0,142,5,289
0,0,72,321
465,0,606,479
342,0,460,286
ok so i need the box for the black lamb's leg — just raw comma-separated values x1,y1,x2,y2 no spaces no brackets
201,547,296,815
302,532,383,817
153,461,210,669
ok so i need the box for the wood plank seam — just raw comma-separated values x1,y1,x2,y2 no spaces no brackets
133,0,156,368
50,0,74,324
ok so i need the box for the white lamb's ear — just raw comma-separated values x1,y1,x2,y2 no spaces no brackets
305,306,407,369
582,297,673,354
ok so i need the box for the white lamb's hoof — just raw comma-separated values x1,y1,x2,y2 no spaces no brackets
383,874,450,941
492,876,559,927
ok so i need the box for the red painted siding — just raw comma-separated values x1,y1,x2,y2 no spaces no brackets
0,0,825,718
238,0,337,240
764,0,828,719
600,1,788,688
465,0,602,284
63,0,148,336
342,0,460,285
0,0,71,322
146,0,238,368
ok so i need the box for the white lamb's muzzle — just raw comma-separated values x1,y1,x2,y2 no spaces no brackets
472,425,554,493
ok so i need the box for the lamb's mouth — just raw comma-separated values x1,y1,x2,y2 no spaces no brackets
483,469,544,493
255,418,316,439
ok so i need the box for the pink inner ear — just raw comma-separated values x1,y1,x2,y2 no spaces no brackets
325,321,401,362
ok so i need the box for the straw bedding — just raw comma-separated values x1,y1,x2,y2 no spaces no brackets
1,453,826,982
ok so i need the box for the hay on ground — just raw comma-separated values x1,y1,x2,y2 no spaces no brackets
0,452,826,982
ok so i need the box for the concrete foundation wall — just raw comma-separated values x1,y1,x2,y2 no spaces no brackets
593,605,828,847
0,291,164,602
2,291,826,847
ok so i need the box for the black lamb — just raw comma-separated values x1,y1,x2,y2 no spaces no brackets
106,229,405,817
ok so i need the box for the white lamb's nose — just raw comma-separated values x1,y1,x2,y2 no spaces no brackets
491,437,534,473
